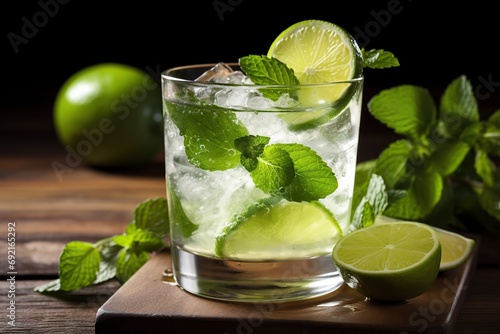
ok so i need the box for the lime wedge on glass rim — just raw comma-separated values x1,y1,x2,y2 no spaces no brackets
374,215,475,271
332,221,441,302
267,19,363,130
215,198,342,260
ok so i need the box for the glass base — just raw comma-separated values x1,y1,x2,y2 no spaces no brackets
171,247,344,303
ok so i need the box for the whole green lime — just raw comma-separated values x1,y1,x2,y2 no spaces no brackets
54,63,163,168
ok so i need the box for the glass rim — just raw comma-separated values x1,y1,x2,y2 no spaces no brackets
161,63,364,88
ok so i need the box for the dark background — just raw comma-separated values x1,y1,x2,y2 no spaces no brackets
2,0,500,157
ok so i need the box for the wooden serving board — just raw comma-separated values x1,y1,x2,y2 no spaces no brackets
96,240,479,334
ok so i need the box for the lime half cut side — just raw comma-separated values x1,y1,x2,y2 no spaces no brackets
267,19,363,129
332,221,441,302
374,215,475,272
433,226,475,271
215,198,342,261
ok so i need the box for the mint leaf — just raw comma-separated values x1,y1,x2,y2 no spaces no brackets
166,101,248,171
239,55,299,86
58,241,100,291
235,135,271,172
480,110,500,156
373,139,413,188
132,197,169,239
248,145,295,194
168,186,198,238
384,169,443,220
362,49,400,69
427,140,470,176
93,242,121,284
113,234,133,248
239,55,299,101
115,248,150,284
125,225,166,252
33,279,61,293
368,85,436,142
475,149,496,187
351,160,376,219
273,143,338,201
438,75,478,139
351,174,389,231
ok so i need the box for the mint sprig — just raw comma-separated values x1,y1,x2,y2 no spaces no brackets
34,197,169,293
358,75,500,232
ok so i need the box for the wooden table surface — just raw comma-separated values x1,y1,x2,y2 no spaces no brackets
1,100,500,333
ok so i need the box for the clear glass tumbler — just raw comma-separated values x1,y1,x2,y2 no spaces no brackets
162,63,363,302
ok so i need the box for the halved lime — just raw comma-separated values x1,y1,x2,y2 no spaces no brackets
433,226,475,271
267,20,363,129
215,198,342,260
374,215,475,271
332,221,441,302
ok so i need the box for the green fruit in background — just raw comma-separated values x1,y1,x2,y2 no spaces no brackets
54,63,163,168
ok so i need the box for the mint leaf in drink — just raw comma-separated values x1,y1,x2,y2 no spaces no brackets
58,241,100,291
239,55,299,101
368,85,436,142
273,143,338,201
239,55,299,86
362,49,400,69
438,75,479,139
247,145,295,194
235,135,271,171
168,186,198,238
166,102,249,171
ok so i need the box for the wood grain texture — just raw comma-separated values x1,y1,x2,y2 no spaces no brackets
0,155,166,276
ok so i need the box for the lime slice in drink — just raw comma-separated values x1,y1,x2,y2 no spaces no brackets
374,215,475,271
268,20,363,129
215,198,342,260
332,221,441,302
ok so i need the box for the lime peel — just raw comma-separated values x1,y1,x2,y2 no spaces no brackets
333,221,441,302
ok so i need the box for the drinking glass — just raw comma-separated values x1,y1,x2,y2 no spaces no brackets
161,63,363,302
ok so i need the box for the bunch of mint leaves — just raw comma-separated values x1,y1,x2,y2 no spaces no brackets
32,49,401,293
354,75,500,234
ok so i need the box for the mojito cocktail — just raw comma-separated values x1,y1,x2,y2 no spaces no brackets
162,20,364,302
